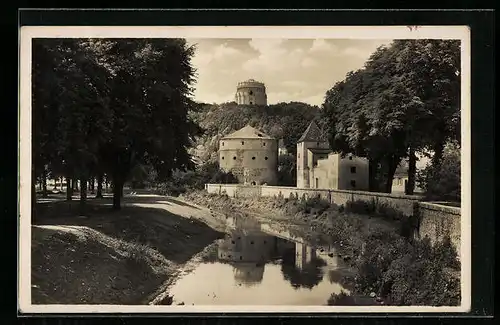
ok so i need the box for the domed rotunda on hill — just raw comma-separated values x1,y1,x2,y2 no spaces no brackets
235,79,267,106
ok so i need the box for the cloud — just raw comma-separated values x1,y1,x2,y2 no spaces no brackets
301,57,318,68
309,39,337,53
188,38,392,106
191,43,245,67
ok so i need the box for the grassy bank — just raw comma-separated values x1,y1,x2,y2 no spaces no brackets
181,190,461,306
32,196,224,304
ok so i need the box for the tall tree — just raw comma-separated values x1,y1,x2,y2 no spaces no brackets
322,40,460,193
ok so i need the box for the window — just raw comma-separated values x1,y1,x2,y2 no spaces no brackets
250,241,254,245
240,256,243,260
222,156,225,160
252,156,256,160
350,180,356,188
222,142,224,146
251,181,256,185
231,240,235,244
315,178,319,188
262,142,266,146
350,166,356,173
258,133,263,137
265,157,268,160
233,156,236,160
249,90,253,95
250,101,253,104
298,153,300,158
241,141,245,145
317,142,320,146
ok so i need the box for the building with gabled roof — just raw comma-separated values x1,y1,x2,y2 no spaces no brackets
296,120,369,190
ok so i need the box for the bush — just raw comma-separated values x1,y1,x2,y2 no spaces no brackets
296,196,331,215
327,290,357,305
345,199,404,222
417,142,461,202
352,234,461,306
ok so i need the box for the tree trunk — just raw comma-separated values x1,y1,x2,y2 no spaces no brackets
42,170,48,198
384,157,400,193
368,158,380,192
431,135,445,169
406,147,417,195
80,178,87,206
112,176,124,210
66,176,72,201
90,177,95,194
73,178,79,191
32,168,37,223
96,173,103,198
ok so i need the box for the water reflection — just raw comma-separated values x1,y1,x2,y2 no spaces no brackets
218,215,327,289
167,213,352,305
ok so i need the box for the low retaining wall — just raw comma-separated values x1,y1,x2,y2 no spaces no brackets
204,184,462,256
416,202,461,258
205,184,422,216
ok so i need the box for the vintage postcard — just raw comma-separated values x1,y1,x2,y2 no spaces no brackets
18,25,471,314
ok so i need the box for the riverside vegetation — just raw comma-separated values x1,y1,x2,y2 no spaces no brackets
181,190,461,306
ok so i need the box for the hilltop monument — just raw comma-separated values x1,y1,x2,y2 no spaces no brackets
235,79,267,106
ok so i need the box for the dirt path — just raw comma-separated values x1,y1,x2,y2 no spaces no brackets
31,194,225,305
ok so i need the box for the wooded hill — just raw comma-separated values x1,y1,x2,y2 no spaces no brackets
189,101,322,162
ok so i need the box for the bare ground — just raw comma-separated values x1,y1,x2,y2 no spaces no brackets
31,194,225,305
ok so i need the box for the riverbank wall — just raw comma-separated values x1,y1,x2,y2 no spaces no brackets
204,184,461,257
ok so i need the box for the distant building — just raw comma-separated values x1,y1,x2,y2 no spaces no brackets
278,139,288,156
235,79,267,106
219,125,278,186
391,157,428,194
296,121,369,191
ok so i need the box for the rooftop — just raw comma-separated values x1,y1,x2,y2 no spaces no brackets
308,148,332,154
298,121,328,143
221,125,274,140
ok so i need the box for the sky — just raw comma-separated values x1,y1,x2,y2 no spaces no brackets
186,38,393,106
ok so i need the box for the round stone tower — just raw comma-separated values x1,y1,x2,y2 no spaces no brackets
235,79,267,106
219,125,278,186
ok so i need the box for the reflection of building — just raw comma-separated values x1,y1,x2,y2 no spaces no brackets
294,242,316,270
296,121,369,190
233,263,265,285
218,231,276,263
219,125,278,185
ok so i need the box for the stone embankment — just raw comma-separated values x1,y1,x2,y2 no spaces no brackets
180,190,461,306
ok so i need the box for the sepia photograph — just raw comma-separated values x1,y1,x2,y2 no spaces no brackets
19,25,471,313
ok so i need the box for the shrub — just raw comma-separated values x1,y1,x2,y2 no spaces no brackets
417,142,461,202
351,233,461,306
327,290,357,306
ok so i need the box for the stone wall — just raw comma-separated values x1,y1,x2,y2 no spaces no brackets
206,184,422,216
204,183,462,255
416,202,461,258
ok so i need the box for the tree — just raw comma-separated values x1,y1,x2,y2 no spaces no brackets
32,38,202,212
277,154,296,186
322,40,460,193
417,142,461,202
93,39,202,209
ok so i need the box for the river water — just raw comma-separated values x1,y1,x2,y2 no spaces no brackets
167,214,357,306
